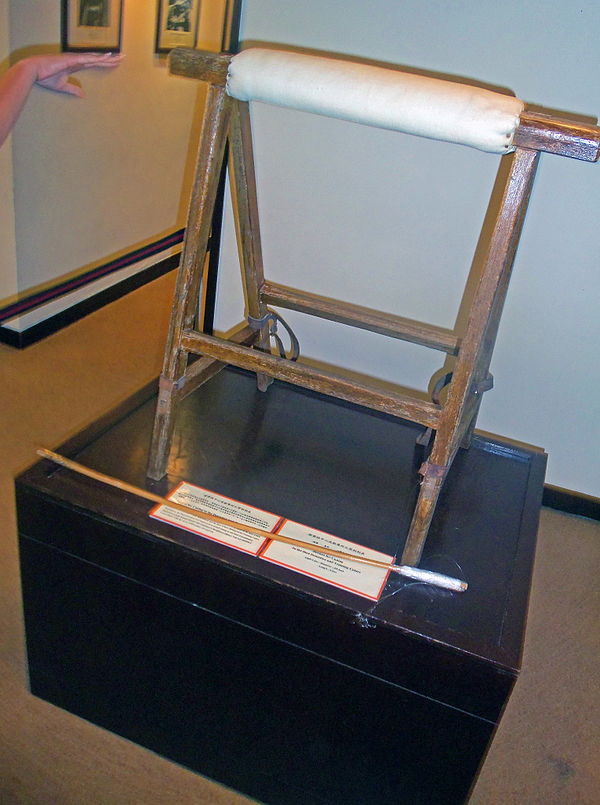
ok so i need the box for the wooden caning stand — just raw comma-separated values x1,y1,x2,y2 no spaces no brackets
147,48,600,569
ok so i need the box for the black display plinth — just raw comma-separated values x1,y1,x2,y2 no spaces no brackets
16,368,546,805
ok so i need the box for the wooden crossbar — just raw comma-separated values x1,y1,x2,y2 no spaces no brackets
169,49,232,84
262,281,460,355
177,325,258,400
514,111,600,162
181,329,442,429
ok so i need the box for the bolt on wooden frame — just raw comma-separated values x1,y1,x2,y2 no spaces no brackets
147,47,600,570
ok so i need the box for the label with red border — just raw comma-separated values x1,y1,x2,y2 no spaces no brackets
261,519,393,601
149,482,280,556
150,482,393,600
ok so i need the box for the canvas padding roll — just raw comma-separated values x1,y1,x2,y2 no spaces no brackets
226,48,524,154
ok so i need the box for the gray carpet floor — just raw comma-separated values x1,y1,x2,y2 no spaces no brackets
1,272,598,803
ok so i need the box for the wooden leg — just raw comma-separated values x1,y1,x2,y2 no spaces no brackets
147,376,185,481
229,100,272,391
147,85,233,480
401,462,447,566
400,148,540,565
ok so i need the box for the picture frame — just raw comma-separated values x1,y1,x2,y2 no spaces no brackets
155,0,201,54
61,0,124,53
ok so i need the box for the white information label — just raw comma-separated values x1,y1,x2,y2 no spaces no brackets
150,482,280,556
261,520,393,601
150,482,393,600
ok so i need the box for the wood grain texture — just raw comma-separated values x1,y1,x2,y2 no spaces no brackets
228,101,272,390
147,85,233,481
164,85,233,378
262,281,460,354
515,111,600,162
180,329,441,428
168,48,232,85
401,148,540,566
435,149,539,461
178,325,259,400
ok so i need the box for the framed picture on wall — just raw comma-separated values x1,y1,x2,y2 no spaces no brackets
156,0,201,54
61,0,124,52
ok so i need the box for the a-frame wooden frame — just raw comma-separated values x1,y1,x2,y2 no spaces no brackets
148,48,600,569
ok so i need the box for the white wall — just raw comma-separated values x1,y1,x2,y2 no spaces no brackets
215,0,600,496
5,0,225,297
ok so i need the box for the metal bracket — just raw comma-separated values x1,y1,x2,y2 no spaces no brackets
416,372,453,447
472,373,494,396
248,308,300,361
416,372,493,450
418,461,447,480
432,372,454,405
158,374,186,394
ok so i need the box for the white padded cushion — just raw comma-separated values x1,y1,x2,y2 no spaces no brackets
226,48,524,154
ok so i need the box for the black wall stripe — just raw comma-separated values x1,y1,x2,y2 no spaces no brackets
0,230,184,324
